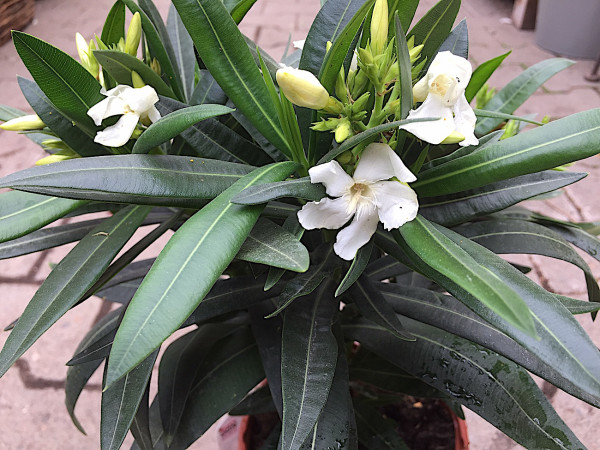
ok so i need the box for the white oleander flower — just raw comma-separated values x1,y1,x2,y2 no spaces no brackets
400,51,478,147
87,85,160,147
298,143,419,260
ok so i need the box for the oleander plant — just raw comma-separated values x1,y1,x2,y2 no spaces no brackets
2,0,600,448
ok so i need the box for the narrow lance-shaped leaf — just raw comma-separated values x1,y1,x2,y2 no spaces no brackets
166,4,195,100
436,18,468,58
394,14,413,120
101,0,126,46
281,280,339,450
104,162,297,388
0,205,151,378
172,0,291,155
232,177,326,205
465,51,511,103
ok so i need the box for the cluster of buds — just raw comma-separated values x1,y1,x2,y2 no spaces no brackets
36,139,81,165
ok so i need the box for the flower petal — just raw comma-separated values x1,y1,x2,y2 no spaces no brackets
453,95,479,147
93,112,139,147
333,207,379,260
373,181,419,230
146,106,161,124
308,160,353,197
399,96,454,145
297,197,352,230
120,85,159,116
354,143,417,183
87,96,127,126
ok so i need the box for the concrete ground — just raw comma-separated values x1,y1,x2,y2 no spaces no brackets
0,0,599,448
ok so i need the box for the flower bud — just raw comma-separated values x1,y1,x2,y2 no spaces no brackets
336,150,354,165
276,66,330,110
440,130,466,144
76,33,90,66
35,148,80,166
150,58,162,76
131,70,146,88
371,0,389,56
0,114,46,131
125,12,142,56
87,40,100,78
334,119,352,143
409,44,424,63
351,92,371,114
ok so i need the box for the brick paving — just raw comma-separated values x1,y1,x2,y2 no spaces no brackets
0,0,599,448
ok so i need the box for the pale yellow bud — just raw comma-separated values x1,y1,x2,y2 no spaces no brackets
440,131,466,144
35,148,80,165
125,12,142,56
131,70,146,88
150,58,161,76
0,114,45,131
88,40,100,78
75,33,90,66
409,44,424,63
276,66,330,110
334,120,352,143
371,0,389,56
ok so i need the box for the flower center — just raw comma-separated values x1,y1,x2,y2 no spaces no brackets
346,182,376,217
429,74,459,105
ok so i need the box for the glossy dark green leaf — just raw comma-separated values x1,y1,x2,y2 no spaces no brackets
414,108,600,197
0,191,86,244
267,246,337,318
237,219,310,272
166,4,195,101
475,58,574,135
12,31,103,134
172,0,290,155
364,255,411,280
170,327,265,449
465,51,511,103
0,155,254,207
95,259,155,297
546,223,600,264
132,104,234,154
158,324,235,444
229,383,277,416
129,384,152,450
233,177,325,205
436,18,468,58
189,70,227,106
347,275,413,340
336,239,373,297
228,0,259,23
407,0,461,72
394,15,413,120
455,219,600,303
420,171,586,226
68,327,117,366
93,50,176,98
18,77,109,157
353,399,409,450
556,295,600,315
398,216,536,335
104,163,296,388
122,0,185,101
265,215,305,291
65,308,122,433
389,0,419,32
300,322,356,450
345,317,585,450
281,280,339,450
0,206,150,378
382,282,600,407
473,108,544,126
101,1,126,46
101,350,157,450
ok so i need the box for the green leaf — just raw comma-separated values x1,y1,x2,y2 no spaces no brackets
172,0,290,155
436,18,468,58
132,104,234,154
18,77,109,157
189,70,227,106
0,155,255,207
104,162,296,388
281,280,339,450
12,31,103,135
233,177,325,205
475,58,574,135
381,282,600,407
336,239,373,296
158,324,235,444
414,108,600,197
170,327,265,449
230,0,259,23
0,104,28,121
101,1,126,46
420,171,586,226
364,255,411,280
394,14,413,120
93,50,176,98
0,191,86,244
473,108,544,126
129,384,152,450
465,51,511,103
236,219,310,272
455,219,600,303
121,0,185,101
346,275,413,340
397,216,537,336
545,223,600,264
166,4,195,101
66,308,122,434
101,350,157,450
407,0,461,73
353,399,409,450
389,0,419,33
345,317,585,450
0,206,150,378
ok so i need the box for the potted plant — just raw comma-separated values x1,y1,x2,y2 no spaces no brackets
1,0,599,448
